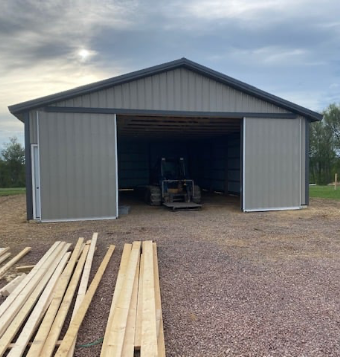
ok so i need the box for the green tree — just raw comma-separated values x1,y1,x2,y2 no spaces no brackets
310,120,336,185
323,103,340,148
0,137,25,187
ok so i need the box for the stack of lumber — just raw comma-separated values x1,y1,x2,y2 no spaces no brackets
100,240,165,357
0,247,31,279
0,233,115,357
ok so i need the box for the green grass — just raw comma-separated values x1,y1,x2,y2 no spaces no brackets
0,187,26,196
0,186,339,200
309,185,340,200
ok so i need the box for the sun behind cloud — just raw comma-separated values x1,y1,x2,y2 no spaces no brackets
77,48,96,62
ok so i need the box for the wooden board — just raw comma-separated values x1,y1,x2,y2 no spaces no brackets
15,265,34,273
153,243,165,357
0,244,70,355
26,238,84,357
0,242,61,320
0,247,31,279
55,245,116,357
141,241,158,357
0,274,26,297
0,243,65,338
121,256,139,357
157,318,166,357
40,244,90,357
101,243,132,357
66,233,98,357
153,244,161,337
104,241,141,357
0,252,11,266
0,247,10,258
134,252,144,349
7,251,71,357
163,202,202,210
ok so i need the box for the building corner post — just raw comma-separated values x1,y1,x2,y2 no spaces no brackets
24,112,33,220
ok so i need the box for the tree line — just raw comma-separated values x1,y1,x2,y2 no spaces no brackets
0,104,339,188
310,103,340,185
0,137,25,187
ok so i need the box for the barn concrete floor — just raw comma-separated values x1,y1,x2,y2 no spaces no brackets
1,194,340,356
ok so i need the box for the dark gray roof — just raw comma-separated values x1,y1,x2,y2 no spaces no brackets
8,57,322,121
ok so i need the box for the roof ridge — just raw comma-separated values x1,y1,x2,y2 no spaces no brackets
8,58,322,121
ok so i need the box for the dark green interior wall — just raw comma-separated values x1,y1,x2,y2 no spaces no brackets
118,141,150,188
227,134,241,194
117,133,240,194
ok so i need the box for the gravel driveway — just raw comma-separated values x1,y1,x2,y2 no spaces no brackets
1,193,340,356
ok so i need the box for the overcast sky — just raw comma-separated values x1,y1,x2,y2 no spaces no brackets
1,0,340,148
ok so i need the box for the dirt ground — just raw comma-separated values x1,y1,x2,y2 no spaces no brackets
1,193,340,356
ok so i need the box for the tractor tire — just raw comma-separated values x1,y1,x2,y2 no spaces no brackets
193,185,201,204
146,186,161,206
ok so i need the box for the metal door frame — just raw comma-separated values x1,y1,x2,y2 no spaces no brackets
31,143,41,220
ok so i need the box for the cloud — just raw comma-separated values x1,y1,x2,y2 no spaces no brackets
1,0,340,148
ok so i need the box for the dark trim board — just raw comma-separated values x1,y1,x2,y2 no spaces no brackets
9,58,322,122
44,106,298,119
24,113,33,220
305,119,310,205
240,119,244,212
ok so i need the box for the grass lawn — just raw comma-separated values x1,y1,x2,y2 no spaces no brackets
0,187,26,196
310,185,340,200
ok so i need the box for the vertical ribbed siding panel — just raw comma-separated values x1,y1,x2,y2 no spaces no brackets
39,112,117,221
57,68,291,114
29,111,38,143
300,117,306,204
243,117,301,211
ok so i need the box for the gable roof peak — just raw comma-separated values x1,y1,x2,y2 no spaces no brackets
8,58,322,122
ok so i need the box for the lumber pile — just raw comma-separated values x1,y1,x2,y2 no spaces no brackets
100,240,165,357
0,233,115,357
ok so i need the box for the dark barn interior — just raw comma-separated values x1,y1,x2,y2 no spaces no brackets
116,115,242,206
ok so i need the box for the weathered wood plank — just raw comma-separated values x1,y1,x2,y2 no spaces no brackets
141,241,158,357
26,238,84,357
104,241,141,357
101,243,132,357
0,242,61,319
134,252,144,349
67,233,98,357
121,255,139,357
40,244,90,357
153,243,165,357
0,244,65,338
55,245,115,357
15,265,34,273
0,245,70,356
0,252,11,266
0,274,26,297
0,247,10,258
0,247,31,279
7,251,71,357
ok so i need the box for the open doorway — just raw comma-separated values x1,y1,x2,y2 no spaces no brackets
116,114,242,210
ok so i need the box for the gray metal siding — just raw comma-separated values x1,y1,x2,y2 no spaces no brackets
300,117,306,204
243,117,302,211
29,111,38,144
38,112,117,221
55,68,290,114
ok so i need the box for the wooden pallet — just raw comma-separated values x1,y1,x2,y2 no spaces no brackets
101,240,166,357
163,202,202,211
